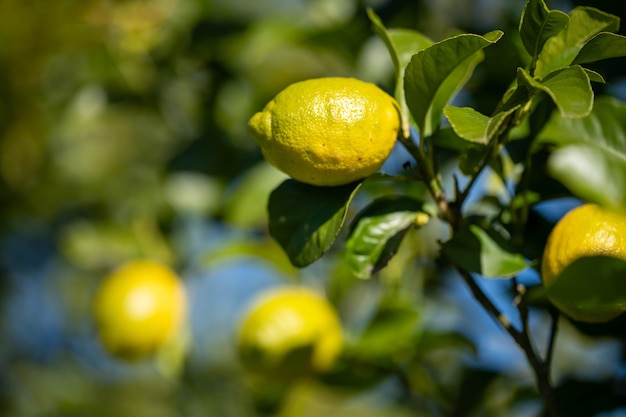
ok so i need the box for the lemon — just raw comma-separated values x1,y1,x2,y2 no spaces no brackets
237,286,343,376
248,77,401,187
541,203,626,322
93,260,187,360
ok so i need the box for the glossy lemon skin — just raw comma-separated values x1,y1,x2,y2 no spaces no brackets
237,286,343,376
93,260,187,360
248,77,401,187
541,204,626,322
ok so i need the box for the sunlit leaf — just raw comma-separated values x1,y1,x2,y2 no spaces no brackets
573,32,626,65
442,223,528,278
346,196,428,279
268,180,362,267
203,239,297,276
443,106,490,144
368,9,433,137
445,104,521,146
518,66,592,118
535,97,626,213
519,0,568,67
404,31,503,137
223,162,288,228
535,6,620,77
583,68,605,84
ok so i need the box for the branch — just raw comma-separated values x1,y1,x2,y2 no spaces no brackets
453,265,522,341
398,133,453,224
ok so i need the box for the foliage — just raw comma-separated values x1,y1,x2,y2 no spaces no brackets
1,0,626,417
263,0,626,415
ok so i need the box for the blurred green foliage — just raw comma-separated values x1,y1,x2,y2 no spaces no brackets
1,0,626,416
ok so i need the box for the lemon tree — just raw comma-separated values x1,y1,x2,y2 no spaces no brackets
236,286,343,377
250,0,626,415
248,77,401,187
93,259,188,361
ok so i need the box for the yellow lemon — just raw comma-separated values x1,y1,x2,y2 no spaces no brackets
237,286,343,376
93,260,187,360
541,203,626,322
248,77,401,187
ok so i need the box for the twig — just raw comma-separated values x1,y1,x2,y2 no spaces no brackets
453,266,561,417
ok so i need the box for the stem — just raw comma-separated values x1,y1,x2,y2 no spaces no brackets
454,266,521,340
398,133,454,226
454,267,561,417
397,109,561,415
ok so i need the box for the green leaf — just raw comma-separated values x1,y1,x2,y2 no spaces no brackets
368,9,433,137
444,104,522,146
346,196,428,279
404,31,503,137
415,331,477,356
519,0,569,67
486,105,522,141
458,144,486,176
348,300,421,358
573,32,626,65
223,162,288,228
442,223,528,278
203,239,297,277
583,68,606,84
268,179,362,267
535,6,620,77
535,96,626,212
547,256,626,322
432,126,473,153
518,66,592,118
443,106,490,144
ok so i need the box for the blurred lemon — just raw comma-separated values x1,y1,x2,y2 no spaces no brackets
237,286,343,376
93,260,187,360
248,77,400,187
542,203,626,322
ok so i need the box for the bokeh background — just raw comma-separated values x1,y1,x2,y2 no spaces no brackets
1,0,626,416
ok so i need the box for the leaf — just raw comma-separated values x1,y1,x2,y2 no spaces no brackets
442,223,528,278
519,0,569,66
203,239,297,276
404,31,503,137
348,300,421,358
535,6,620,77
573,32,626,65
458,144,486,176
535,96,626,212
415,331,477,355
268,179,362,267
517,66,592,118
368,9,433,137
547,256,626,321
445,104,522,146
443,106,490,144
583,68,605,84
432,127,473,153
346,196,428,279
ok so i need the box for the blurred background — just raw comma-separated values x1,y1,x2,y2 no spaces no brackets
1,0,626,416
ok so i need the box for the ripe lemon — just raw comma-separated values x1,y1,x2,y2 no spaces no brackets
248,77,401,187
93,260,187,360
237,286,343,376
541,203,626,322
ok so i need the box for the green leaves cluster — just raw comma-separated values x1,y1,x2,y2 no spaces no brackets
265,0,626,315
